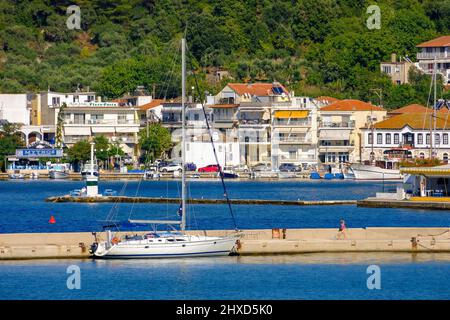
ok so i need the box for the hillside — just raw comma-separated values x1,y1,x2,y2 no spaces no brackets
0,0,449,109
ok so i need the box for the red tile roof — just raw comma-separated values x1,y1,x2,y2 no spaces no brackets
315,96,340,104
388,104,429,114
417,36,450,48
140,99,165,111
374,112,450,129
227,83,289,96
320,99,384,112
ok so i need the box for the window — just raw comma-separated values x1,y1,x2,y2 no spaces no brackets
418,133,423,144
386,133,391,144
382,66,392,74
419,152,425,159
194,114,199,121
444,153,449,163
394,133,399,144
377,133,382,144
444,133,449,145
117,114,127,124
368,133,373,145
426,134,430,145
90,114,104,124
435,133,441,145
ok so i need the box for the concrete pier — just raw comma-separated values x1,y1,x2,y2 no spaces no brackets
0,227,449,260
358,197,450,210
45,195,356,206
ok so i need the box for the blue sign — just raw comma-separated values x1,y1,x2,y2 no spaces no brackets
16,149,63,158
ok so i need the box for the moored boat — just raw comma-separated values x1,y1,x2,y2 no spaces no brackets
348,161,402,180
48,163,70,179
90,38,241,259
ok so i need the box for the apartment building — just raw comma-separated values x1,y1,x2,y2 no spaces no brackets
318,100,386,163
61,101,140,158
271,97,318,168
416,35,450,84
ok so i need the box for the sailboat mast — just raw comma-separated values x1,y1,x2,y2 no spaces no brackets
181,38,187,231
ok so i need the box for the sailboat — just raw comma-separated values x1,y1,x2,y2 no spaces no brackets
90,39,241,258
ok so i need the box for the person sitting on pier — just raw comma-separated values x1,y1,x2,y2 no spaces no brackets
337,219,347,240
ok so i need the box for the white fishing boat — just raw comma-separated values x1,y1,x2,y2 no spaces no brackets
48,163,70,179
347,161,402,180
90,38,241,259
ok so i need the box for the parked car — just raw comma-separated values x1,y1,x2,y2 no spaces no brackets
159,163,183,172
198,164,221,172
251,163,271,172
233,164,249,172
279,163,301,172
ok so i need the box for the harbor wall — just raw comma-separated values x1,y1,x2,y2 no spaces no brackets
0,227,449,260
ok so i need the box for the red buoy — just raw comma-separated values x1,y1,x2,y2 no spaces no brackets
49,215,56,224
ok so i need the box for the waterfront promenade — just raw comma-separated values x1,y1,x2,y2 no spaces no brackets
1,227,449,260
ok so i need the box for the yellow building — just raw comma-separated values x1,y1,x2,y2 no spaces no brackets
318,99,386,163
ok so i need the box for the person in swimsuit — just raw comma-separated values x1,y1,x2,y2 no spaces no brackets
337,219,347,240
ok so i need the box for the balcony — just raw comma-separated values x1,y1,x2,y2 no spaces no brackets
277,137,311,144
417,52,448,60
273,120,311,127
239,119,270,126
65,119,139,125
319,121,355,128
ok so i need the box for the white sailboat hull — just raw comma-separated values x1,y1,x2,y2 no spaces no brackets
92,235,239,259
349,164,402,180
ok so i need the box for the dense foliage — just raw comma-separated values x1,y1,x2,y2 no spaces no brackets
0,0,449,109
66,135,125,168
139,123,172,164
0,123,25,171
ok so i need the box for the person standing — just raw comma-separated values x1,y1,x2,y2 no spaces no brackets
337,219,347,240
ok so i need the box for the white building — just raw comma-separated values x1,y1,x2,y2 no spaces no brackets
271,97,319,168
61,101,140,159
0,94,30,125
416,35,450,84
171,130,240,168
361,107,450,162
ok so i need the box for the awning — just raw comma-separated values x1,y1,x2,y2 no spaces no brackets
115,127,140,133
274,110,309,119
400,166,450,177
319,129,350,140
92,127,116,133
64,127,91,136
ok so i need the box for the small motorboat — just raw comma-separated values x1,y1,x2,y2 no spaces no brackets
9,171,24,179
49,164,70,179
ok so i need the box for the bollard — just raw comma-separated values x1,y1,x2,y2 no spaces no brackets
272,228,280,239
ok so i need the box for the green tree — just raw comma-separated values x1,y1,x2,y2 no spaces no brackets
67,140,91,167
0,123,24,171
139,123,172,164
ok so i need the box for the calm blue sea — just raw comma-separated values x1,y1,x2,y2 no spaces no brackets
0,179,449,299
